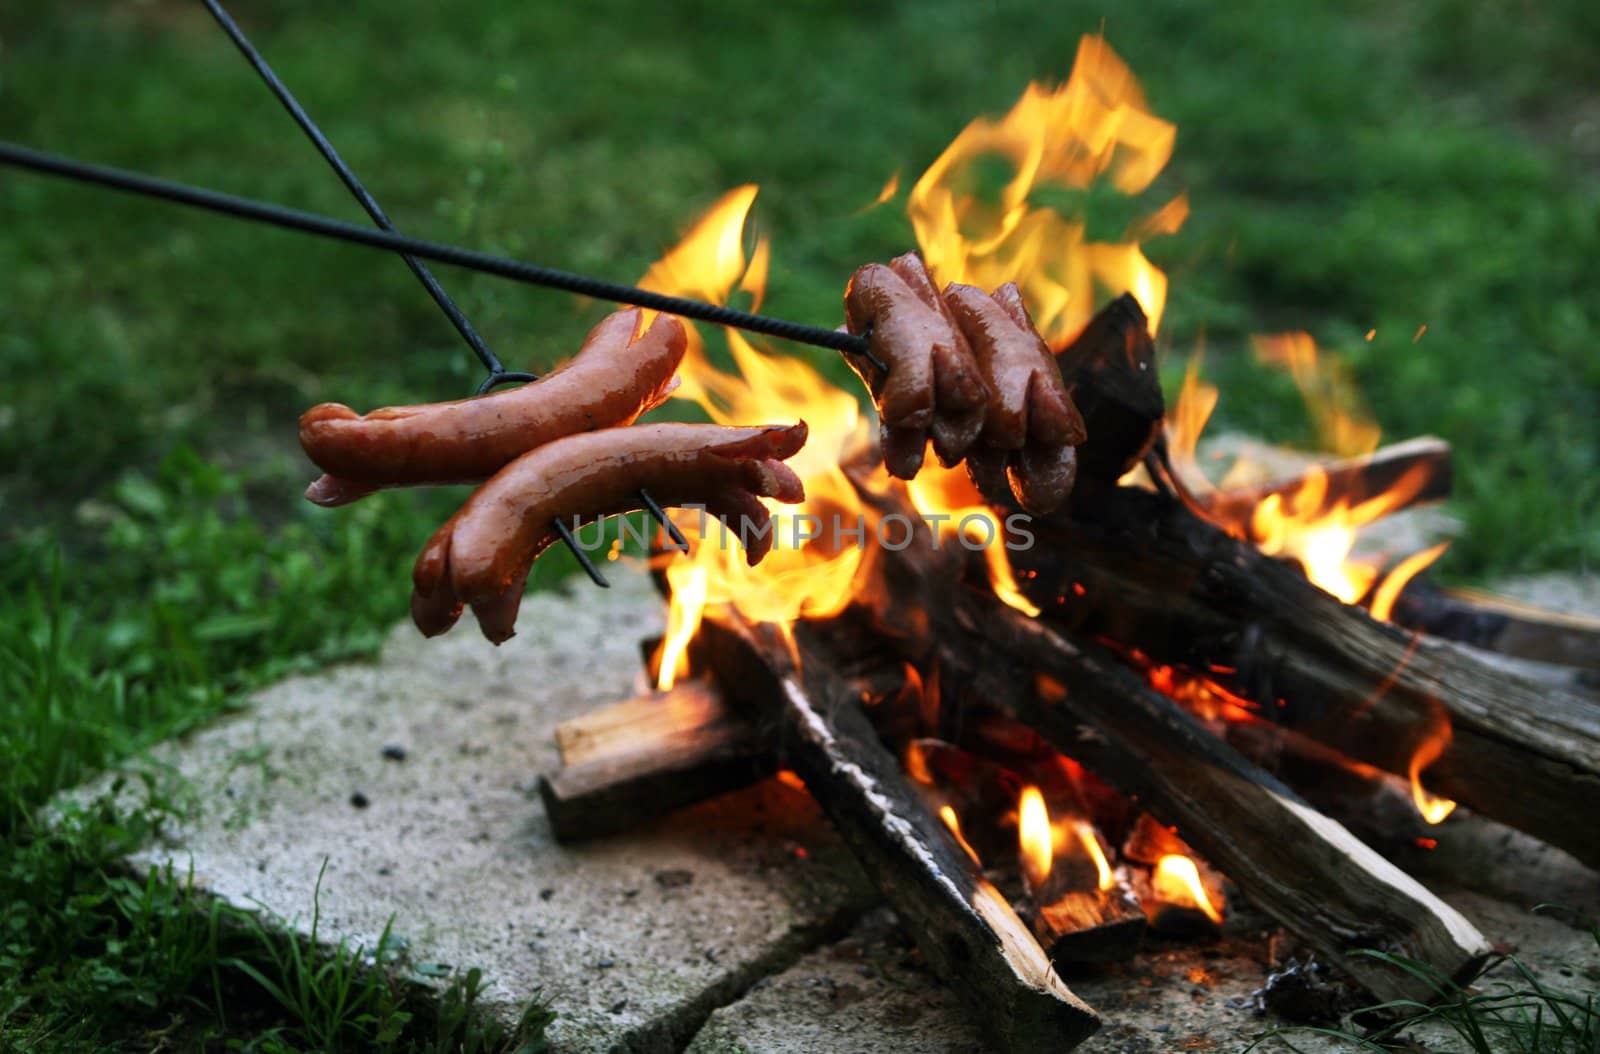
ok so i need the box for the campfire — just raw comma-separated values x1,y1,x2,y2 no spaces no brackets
532,36,1600,1052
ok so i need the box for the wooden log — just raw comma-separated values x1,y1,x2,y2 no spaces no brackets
1027,885,1146,966
1054,293,1163,482
1392,580,1600,673
537,678,774,842
927,587,1491,1003
697,614,1102,1053
1198,435,1453,526
1017,483,1600,870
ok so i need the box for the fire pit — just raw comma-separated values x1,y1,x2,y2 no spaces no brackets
530,38,1600,1053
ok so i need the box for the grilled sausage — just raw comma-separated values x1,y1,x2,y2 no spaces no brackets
843,252,987,479
943,281,1086,514
411,421,809,643
300,309,685,505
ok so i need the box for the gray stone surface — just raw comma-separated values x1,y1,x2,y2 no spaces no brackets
100,573,873,1053
1496,571,1600,618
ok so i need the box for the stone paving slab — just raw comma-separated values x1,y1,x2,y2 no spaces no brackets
98,573,873,1053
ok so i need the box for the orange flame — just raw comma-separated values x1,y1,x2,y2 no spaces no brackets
1073,820,1115,892
1253,333,1380,458
1152,854,1224,924
1409,714,1458,825
655,562,706,691
1167,333,1447,615
908,35,1182,343
1018,786,1053,888
904,460,1041,617
940,805,983,866
639,188,868,633
1369,541,1450,623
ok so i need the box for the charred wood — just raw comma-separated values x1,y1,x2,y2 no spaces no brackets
698,613,1102,1053
926,586,1491,1003
1017,483,1600,871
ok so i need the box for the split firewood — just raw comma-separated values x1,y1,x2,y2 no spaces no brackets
1027,885,1147,965
1392,579,1600,674
927,586,1492,1003
698,613,1102,1054
537,678,774,842
1016,486,1600,870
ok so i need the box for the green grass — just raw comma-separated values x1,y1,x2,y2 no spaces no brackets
1,0,1597,1047
1254,918,1600,1052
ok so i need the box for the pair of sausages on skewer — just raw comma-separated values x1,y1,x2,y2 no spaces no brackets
843,252,1086,514
299,308,808,643
299,253,1084,643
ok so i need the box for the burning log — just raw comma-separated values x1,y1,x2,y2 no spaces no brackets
697,613,1102,1053
1027,885,1146,965
1022,293,1600,869
1053,292,1163,483
1199,435,1453,526
925,587,1492,1003
1017,487,1600,870
537,678,773,842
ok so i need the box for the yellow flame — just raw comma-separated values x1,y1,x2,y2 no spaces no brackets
655,562,707,691
1369,541,1450,623
1167,352,1220,489
1253,333,1381,457
904,740,934,785
1164,333,1448,618
941,805,983,866
640,188,869,632
1018,786,1053,888
857,171,900,214
904,459,1041,616
907,35,1182,344
1152,854,1224,924
1409,715,1458,825
1073,820,1114,892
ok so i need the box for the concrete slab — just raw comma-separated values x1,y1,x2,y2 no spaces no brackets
97,571,874,1053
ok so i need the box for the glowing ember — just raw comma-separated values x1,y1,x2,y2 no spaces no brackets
1072,820,1115,892
775,769,808,792
941,805,983,866
908,35,1182,344
1018,786,1054,889
1152,854,1224,924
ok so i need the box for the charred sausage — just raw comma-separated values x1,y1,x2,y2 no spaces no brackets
843,252,988,478
300,309,685,505
411,421,808,644
942,281,1086,514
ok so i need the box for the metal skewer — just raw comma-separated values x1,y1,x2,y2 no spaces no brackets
201,0,685,586
0,143,877,363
